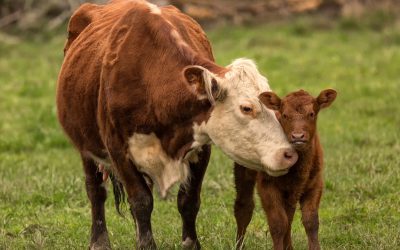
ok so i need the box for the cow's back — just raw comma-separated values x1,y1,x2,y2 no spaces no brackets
57,0,215,155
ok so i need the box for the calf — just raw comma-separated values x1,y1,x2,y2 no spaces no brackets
56,0,297,249
234,89,337,250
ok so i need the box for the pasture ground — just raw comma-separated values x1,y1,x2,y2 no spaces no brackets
1,15,400,249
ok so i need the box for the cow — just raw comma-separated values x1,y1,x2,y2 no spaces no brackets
234,89,337,250
56,0,298,249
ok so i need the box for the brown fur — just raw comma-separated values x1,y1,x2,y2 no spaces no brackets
234,89,336,250
57,1,228,249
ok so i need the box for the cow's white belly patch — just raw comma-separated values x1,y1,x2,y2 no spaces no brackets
128,133,192,198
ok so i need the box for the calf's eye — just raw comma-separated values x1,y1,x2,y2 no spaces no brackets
283,113,288,119
240,105,253,115
309,112,315,118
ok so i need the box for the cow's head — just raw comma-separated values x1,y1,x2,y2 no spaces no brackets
184,59,298,176
259,89,337,152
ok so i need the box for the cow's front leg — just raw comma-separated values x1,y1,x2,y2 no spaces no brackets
82,155,111,250
233,163,257,250
177,145,211,249
106,140,156,249
124,162,155,250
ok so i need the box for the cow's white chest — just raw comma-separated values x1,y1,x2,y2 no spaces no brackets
128,133,193,198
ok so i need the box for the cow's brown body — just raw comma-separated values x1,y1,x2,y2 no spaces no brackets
57,1,225,249
234,89,336,250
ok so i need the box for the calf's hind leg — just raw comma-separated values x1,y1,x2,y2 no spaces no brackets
82,155,111,250
177,145,211,249
233,163,257,250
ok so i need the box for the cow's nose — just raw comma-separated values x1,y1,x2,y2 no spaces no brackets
284,150,295,160
280,148,298,168
291,133,305,140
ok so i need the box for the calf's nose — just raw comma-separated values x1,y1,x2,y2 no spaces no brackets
291,132,305,140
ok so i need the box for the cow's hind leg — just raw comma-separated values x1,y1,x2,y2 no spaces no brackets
82,155,111,250
177,145,211,249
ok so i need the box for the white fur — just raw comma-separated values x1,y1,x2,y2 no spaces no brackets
170,29,190,49
202,58,293,173
147,2,161,15
128,133,195,198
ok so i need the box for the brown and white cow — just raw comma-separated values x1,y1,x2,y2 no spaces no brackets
56,0,297,249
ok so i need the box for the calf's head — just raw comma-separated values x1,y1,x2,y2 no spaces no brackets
259,89,337,151
184,59,298,176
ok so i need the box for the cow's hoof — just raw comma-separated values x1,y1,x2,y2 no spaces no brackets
137,239,157,250
90,232,111,250
182,237,200,250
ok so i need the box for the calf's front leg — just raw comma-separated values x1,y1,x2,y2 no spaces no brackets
282,204,296,250
257,181,289,250
300,186,323,250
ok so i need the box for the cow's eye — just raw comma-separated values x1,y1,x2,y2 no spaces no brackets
240,105,253,115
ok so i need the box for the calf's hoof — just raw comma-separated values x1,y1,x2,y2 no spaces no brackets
182,237,200,250
90,231,111,250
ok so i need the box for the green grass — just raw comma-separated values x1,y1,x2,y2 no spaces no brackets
1,16,400,249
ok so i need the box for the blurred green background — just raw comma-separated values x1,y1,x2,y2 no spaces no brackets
1,0,399,249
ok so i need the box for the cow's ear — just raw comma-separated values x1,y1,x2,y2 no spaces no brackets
259,91,281,111
183,66,226,104
317,89,337,109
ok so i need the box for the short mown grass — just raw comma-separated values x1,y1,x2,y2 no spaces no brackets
1,15,399,249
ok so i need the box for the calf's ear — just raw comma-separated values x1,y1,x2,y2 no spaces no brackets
259,92,281,110
317,89,337,109
183,66,226,104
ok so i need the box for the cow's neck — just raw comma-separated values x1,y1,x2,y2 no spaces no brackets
127,100,213,198
156,99,212,156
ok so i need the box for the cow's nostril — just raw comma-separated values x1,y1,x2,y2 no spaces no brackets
284,151,294,159
283,148,298,166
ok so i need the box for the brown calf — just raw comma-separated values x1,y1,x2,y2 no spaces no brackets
234,89,337,250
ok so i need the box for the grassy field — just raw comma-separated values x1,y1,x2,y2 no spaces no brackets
1,15,400,249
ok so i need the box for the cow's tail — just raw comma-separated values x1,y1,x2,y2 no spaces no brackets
109,173,126,216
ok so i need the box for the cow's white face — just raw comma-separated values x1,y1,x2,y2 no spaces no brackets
185,59,297,176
